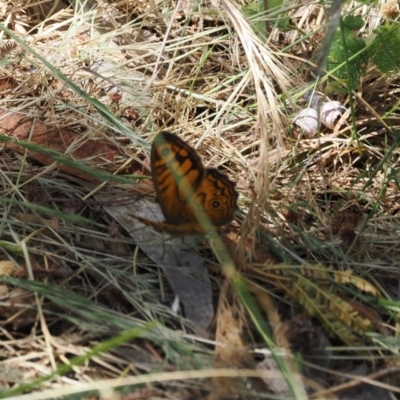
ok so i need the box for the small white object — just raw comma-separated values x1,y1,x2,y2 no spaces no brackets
320,101,347,129
293,97,347,136
293,108,319,137
171,295,180,314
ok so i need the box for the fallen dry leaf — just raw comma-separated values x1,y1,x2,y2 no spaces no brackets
98,189,214,335
0,109,122,182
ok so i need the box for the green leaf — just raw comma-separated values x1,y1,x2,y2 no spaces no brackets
370,24,400,72
327,29,369,90
342,16,364,31
242,2,267,41
242,0,289,42
269,0,290,30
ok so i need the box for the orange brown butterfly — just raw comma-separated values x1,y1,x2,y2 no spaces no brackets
135,131,238,234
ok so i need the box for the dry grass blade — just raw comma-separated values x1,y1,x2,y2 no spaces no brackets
221,0,296,254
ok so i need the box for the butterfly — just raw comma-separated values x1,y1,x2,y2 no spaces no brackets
135,131,238,234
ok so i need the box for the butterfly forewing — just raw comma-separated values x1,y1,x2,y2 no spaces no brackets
151,131,205,224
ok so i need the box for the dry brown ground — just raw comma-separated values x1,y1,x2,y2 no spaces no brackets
0,0,399,399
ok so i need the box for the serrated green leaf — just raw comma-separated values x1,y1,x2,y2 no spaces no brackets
370,24,400,72
327,29,368,90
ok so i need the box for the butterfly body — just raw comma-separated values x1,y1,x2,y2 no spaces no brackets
138,131,238,234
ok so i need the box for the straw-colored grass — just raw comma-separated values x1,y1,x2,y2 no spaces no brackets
0,0,399,399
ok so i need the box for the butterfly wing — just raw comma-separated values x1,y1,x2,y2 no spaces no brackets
151,131,205,224
194,168,238,227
